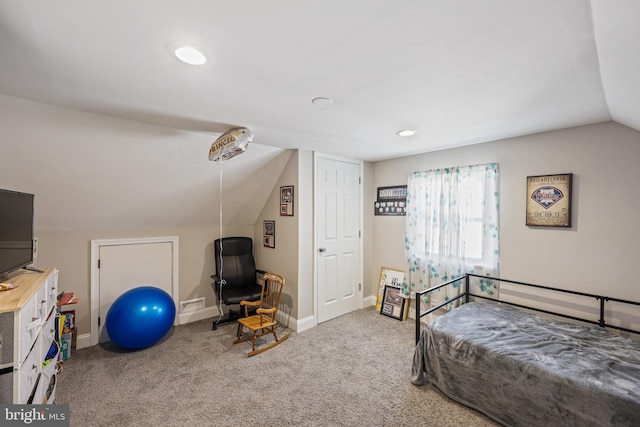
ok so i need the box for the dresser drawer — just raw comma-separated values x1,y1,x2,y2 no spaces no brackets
18,334,41,404
18,294,40,366
41,311,58,359
37,282,48,323
45,272,58,313
38,346,58,405
42,371,57,404
0,267,60,405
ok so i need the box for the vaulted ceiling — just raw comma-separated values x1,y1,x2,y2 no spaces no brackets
1,1,638,162
1,1,638,229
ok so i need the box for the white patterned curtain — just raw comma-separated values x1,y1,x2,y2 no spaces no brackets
401,163,500,308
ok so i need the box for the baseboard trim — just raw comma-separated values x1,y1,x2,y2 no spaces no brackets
76,333,91,350
78,305,315,348
178,306,218,325
363,295,377,308
293,315,316,333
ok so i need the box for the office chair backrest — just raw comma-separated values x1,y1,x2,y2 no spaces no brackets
214,237,256,288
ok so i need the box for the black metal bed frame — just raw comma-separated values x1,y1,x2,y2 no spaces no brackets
415,273,640,344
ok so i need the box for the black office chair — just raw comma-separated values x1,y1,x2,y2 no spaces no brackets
211,237,264,330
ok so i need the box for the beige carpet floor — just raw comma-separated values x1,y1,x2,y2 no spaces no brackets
56,307,499,427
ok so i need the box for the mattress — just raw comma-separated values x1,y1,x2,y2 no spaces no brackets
411,302,640,427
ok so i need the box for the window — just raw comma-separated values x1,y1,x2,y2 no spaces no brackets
402,163,500,304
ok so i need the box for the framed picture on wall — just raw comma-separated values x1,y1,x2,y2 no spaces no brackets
280,185,294,216
374,185,407,216
263,220,275,248
526,173,572,227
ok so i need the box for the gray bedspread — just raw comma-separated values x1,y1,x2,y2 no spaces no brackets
412,302,640,427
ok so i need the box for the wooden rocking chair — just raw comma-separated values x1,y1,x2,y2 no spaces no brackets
234,272,290,356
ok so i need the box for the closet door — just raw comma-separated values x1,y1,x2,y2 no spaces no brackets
91,237,178,345
316,155,362,323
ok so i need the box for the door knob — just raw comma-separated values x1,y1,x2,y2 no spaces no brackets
318,247,326,253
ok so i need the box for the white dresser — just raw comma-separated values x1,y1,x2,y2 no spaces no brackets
0,267,59,404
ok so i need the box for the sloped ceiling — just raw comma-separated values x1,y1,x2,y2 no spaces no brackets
0,1,639,229
0,94,291,230
591,1,640,131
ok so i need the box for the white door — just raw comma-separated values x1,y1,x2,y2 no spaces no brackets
316,155,362,323
90,238,178,345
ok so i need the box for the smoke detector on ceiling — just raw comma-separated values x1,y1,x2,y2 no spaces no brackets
311,97,333,108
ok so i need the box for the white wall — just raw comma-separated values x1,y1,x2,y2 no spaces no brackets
370,122,640,306
254,151,301,325
251,149,315,331
7,93,640,337
296,150,314,324
0,95,292,340
35,224,253,336
362,161,375,306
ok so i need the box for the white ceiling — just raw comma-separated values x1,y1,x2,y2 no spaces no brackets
1,0,639,163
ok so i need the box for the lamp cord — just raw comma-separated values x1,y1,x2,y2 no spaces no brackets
214,162,225,327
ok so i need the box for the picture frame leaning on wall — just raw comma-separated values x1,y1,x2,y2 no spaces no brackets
380,285,408,321
375,267,404,312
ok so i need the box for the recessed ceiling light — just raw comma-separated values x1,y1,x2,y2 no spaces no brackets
311,97,333,108
168,42,207,65
396,129,417,137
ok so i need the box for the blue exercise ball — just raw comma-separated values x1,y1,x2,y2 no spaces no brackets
105,286,176,350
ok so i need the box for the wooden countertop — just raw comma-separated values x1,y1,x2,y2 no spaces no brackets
0,267,55,314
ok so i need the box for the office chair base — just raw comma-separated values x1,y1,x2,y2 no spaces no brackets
212,308,241,330
211,307,258,330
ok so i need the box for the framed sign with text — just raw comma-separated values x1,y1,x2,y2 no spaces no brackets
375,267,404,312
526,173,572,227
374,185,407,216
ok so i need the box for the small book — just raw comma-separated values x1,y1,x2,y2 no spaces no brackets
57,292,76,305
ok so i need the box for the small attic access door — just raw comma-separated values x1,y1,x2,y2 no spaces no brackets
90,237,179,346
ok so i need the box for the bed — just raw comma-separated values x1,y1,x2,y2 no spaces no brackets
411,274,640,427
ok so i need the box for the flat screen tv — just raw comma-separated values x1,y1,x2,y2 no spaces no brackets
0,189,34,278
